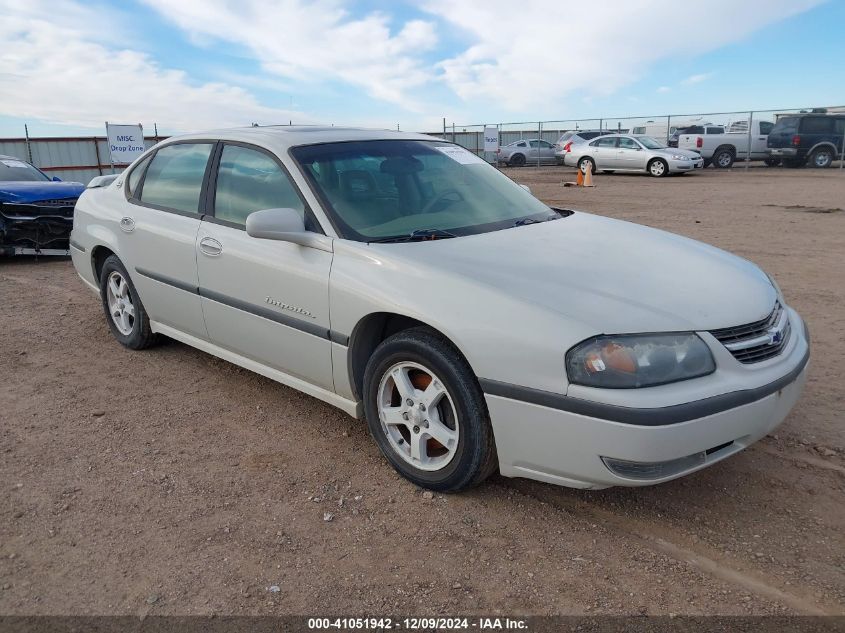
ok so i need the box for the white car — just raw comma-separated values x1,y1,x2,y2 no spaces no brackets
570,134,704,177
69,127,809,491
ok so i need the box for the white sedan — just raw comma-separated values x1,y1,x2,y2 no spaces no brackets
567,134,704,176
69,127,809,491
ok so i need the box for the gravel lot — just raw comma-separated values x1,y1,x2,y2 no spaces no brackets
1,167,843,617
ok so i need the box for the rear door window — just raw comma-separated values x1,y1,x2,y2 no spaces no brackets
592,137,618,148
139,143,214,214
800,117,834,133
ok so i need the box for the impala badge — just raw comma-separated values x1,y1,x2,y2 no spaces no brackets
265,296,315,319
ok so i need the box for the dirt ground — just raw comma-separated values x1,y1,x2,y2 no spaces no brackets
1,167,844,617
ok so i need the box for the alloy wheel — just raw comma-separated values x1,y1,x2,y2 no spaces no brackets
377,362,459,471
106,271,135,335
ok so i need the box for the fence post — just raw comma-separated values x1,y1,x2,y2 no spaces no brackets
442,117,446,140
93,137,103,175
745,111,753,170
667,115,671,145
537,121,542,167
840,122,845,171
451,122,455,143
24,124,33,164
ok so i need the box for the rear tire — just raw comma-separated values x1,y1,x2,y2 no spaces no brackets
648,158,668,177
713,147,735,169
809,147,834,168
510,153,526,167
578,157,596,174
363,327,497,492
99,255,158,350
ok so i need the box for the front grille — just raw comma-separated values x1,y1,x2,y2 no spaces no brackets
710,301,791,364
28,198,79,207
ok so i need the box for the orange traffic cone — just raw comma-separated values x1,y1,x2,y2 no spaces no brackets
583,164,595,187
576,169,584,186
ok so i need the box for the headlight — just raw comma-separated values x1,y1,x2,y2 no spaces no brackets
671,154,690,161
765,272,784,301
566,333,715,388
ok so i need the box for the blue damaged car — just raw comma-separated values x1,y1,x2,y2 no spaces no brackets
0,155,85,256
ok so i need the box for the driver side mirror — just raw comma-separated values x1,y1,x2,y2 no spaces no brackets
52,176,62,182
519,184,532,194
245,208,332,252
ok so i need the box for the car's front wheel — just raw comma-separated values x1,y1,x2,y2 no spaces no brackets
363,328,497,492
578,157,596,174
809,147,834,168
99,255,158,349
648,158,668,177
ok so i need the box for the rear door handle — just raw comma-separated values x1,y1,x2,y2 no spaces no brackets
199,237,223,256
119,217,135,233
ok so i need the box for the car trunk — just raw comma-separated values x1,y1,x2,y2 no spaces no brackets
766,117,799,148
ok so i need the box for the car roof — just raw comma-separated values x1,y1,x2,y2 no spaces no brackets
159,126,437,154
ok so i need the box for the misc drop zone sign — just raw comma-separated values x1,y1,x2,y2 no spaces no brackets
106,123,145,165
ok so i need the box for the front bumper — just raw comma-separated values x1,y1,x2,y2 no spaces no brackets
668,157,704,172
485,315,809,489
0,201,75,255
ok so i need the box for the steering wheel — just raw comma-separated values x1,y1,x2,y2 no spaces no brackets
419,189,463,215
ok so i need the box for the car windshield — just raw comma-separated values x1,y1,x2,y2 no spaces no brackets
0,157,49,182
292,140,558,242
637,136,666,149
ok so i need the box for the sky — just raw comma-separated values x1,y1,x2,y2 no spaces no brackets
0,0,842,138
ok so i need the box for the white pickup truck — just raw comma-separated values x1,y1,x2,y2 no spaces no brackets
679,120,774,168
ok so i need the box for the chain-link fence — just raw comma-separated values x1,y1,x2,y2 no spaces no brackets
432,105,845,170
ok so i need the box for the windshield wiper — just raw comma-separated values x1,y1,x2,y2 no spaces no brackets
368,228,457,244
513,213,561,227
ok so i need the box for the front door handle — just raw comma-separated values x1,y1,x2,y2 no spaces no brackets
199,237,223,257
119,217,135,233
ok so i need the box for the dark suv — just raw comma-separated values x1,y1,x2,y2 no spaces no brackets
767,114,845,168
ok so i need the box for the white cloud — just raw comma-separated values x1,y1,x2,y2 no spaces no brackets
0,1,309,132
657,86,672,93
681,73,713,85
139,0,439,110
423,0,823,111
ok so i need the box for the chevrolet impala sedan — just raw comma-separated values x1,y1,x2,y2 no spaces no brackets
69,127,809,491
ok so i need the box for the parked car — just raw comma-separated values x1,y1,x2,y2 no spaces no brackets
678,121,772,168
0,154,85,256
767,114,845,168
70,127,808,492
497,139,556,166
570,134,704,177
553,130,612,165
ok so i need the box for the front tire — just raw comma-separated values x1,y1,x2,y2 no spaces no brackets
99,255,158,350
363,328,497,492
809,147,834,168
648,158,668,177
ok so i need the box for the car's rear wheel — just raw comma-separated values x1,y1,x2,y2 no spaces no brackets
713,147,735,169
363,328,497,492
578,157,596,174
510,153,526,167
809,147,834,168
99,255,157,349
648,158,668,177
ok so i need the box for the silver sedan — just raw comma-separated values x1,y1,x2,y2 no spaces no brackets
497,139,557,166
570,134,704,177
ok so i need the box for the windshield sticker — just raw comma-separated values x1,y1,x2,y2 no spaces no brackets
435,146,487,165
1,159,30,168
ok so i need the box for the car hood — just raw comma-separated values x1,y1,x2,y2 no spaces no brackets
0,181,85,204
654,147,700,159
375,212,776,334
